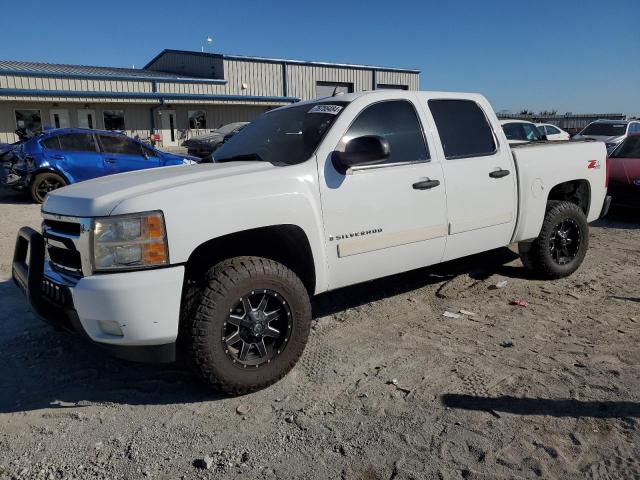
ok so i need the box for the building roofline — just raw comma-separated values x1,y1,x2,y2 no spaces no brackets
0,87,298,104
142,49,223,69
0,65,227,84
144,49,421,74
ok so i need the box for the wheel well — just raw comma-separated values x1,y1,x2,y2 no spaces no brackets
547,180,590,214
184,225,316,294
30,168,69,186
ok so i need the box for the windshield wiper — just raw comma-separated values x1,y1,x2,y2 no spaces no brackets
215,153,265,163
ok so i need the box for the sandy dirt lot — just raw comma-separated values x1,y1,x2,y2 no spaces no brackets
0,187,638,480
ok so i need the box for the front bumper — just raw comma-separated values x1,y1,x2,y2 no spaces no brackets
12,227,184,363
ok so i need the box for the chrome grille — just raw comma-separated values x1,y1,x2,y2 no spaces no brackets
41,214,92,277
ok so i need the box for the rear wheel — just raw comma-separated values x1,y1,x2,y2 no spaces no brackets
518,200,589,279
30,172,66,204
181,256,311,394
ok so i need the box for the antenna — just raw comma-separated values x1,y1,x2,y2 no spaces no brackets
201,36,213,53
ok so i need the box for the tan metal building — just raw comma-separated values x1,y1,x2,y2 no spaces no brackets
0,50,420,146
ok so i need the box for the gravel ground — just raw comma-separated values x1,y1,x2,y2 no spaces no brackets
0,187,639,480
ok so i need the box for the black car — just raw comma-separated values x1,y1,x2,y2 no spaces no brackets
182,122,249,159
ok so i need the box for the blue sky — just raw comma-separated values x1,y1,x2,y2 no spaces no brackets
2,0,638,115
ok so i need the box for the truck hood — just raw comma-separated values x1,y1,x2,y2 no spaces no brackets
43,161,275,217
574,134,623,143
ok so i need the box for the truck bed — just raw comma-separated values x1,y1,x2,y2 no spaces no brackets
510,140,608,243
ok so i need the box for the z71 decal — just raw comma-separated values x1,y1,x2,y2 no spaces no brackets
587,160,601,169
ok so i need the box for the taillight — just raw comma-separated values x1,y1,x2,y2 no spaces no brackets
605,156,610,188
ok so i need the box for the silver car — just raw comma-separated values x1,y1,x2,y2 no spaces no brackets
573,119,640,153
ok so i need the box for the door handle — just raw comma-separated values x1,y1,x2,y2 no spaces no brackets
412,178,441,190
104,158,117,164
50,155,65,160
489,169,510,178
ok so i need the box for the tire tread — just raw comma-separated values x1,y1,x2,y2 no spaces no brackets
181,256,310,395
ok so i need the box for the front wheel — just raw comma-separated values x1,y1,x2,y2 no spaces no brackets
518,200,589,279
181,256,312,394
30,172,66,204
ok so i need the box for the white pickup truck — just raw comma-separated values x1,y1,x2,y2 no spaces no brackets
13,90,611,394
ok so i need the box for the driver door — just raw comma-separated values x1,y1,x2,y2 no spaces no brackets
316,93,448,290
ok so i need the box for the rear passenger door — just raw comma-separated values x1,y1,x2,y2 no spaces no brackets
426,98,517,261
49,133,103,182
97,134,160,174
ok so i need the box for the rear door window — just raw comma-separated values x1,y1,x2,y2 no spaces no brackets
428,99,496,159
343,100,429,164
58,133,98,152
99,135,144,155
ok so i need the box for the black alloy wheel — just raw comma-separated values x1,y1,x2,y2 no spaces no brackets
223,289,292,368
549,218,581,265
30,172,66,204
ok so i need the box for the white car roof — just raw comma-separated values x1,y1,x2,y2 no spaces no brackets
499,119,535,125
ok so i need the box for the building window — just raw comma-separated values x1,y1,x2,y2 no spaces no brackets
376,84,409,90
188,110,207,130
316,81,353,98
15,109,42,133
103,110,125,131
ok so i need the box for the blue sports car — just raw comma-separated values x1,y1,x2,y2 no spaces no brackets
2,128,199,203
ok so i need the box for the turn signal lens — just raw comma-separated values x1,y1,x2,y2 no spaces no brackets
93,211,168,271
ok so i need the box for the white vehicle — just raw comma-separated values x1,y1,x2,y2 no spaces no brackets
573,119,640,153
500,119,546,144
536,123,570,141
13,90,611,394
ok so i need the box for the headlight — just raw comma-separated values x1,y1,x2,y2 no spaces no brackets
93,211,168,271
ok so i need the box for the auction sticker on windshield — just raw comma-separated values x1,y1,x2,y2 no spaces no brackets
308,105,343,115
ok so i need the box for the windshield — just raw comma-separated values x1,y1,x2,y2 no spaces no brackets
213,101,349,165
611,136,640,158
581,123,627,137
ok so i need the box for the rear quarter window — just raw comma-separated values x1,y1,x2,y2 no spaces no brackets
428,99,497,159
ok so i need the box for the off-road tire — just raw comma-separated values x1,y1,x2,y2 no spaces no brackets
518,200,589,279
181,256,312,394
30,172,66,204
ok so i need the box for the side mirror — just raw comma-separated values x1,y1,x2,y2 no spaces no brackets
334,135,390,171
